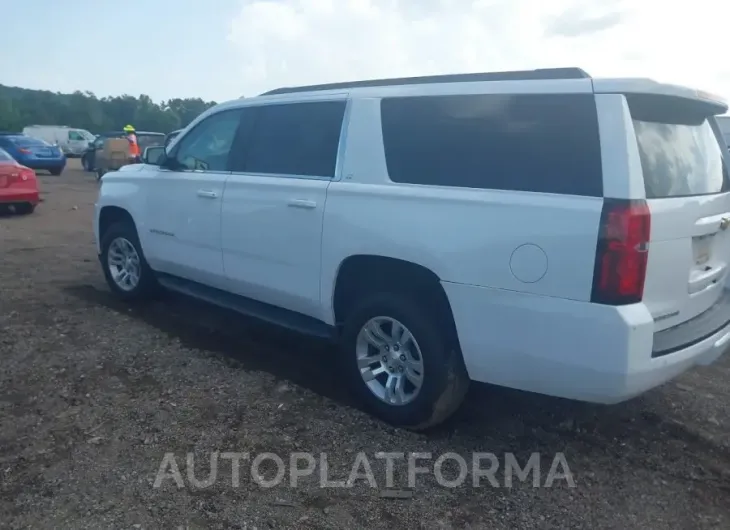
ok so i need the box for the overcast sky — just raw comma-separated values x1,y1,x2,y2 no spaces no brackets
1,0,728,106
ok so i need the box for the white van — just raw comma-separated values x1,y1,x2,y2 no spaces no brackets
94,67,730,429
22,125,95,157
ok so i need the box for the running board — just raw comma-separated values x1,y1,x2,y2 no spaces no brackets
156,273,335,340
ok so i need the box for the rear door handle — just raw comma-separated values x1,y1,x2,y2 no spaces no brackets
287,199,316,209
197,189,218,199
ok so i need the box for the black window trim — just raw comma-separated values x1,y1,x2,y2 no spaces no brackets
228,97,350,181
164,107,246,174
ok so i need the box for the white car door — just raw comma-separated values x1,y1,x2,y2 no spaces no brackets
67,130,90,156
142,108,245,289
222,98,348,319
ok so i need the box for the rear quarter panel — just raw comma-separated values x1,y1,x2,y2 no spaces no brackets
319,97,603,323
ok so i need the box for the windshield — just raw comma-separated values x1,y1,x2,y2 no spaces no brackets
0,147,13,161
629,96,728,199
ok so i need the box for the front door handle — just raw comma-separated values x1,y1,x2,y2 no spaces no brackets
197,189,218,199
287,199,316,209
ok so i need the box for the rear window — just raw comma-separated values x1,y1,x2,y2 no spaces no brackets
628,95,729,199
9,136,48,147
380,93,604,196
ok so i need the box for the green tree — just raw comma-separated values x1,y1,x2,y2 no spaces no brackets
0,84,217,134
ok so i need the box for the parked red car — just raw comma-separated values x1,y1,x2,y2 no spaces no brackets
0,147,39,214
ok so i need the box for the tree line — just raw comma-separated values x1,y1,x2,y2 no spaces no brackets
0,84,218,135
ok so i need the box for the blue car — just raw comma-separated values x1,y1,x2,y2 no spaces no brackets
0,133,66,175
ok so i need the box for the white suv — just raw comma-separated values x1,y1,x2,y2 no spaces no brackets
94,68,730,430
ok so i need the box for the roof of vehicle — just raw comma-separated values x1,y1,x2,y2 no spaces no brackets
98,130,164,137
25,125,88,130
185,68,723,125
258,67,591,96
252,67,726,113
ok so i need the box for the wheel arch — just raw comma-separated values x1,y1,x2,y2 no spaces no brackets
98,205,136,241
330,254,460,347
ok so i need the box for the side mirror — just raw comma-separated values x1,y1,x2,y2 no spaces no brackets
143,146,166,165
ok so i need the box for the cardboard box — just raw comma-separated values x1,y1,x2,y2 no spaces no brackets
100,138,131,171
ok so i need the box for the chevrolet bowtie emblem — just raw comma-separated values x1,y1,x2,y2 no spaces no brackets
721,217,730,231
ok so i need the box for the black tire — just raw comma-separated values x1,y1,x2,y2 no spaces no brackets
96,169,105,181
49,167,63,176
16,203,35,215
340,292,470,431
82,155,91,171
99,220,158,301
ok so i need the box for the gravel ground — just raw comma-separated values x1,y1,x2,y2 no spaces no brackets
1,160,729,529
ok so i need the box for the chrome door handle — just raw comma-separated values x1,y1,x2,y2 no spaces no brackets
287,199,316,209
197,189,218,199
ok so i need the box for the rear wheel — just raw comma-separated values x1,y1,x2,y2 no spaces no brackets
49,167,63,176
100,221,158,300
81,155,91,171
340,292,470,431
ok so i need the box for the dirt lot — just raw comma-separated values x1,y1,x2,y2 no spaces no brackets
1,160,729,529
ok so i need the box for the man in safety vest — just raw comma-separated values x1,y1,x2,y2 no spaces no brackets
123,124,141,163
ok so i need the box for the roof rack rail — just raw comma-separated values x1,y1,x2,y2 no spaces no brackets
259,67,591,96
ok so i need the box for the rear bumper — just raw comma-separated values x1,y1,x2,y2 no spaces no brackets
0,190,40,205
20,160,65,170
443,281,730,404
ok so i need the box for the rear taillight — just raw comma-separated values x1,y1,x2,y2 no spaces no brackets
591,199,651,305
18,148,31,154
9,167,35,184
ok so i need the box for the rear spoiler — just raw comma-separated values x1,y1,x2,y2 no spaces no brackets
592,78,728,114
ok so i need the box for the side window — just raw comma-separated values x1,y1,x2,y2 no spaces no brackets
172,109,243,172
380,94,603,197
242,101,346,178
68,131,84,141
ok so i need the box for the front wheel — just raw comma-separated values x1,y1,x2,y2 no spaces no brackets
100,221,158,301
340,293,470,431
82,155,91,171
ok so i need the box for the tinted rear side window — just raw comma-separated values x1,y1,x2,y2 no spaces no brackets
627,95,728,199
243,101,346,178
380,94,603,196
9,136,47,147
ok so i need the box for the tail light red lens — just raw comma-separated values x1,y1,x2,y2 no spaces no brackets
8,167,35,184
18,148,31,154
20,167,35,181
591,199,651,305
